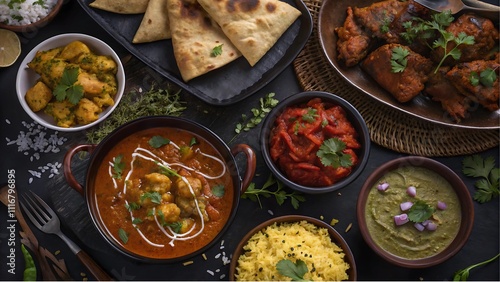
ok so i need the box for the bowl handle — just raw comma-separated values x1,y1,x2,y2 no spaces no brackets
230,144,256,193
63,144,97,196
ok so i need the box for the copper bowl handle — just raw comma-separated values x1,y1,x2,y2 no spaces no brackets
230,144,256,193
63,144,97,196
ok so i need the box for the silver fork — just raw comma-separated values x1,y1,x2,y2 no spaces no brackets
21,191,113,281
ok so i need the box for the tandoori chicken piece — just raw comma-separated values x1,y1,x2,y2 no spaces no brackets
361,43,434,103
446,55,500,111
353,0,409,41
335,6,372,67
424,66,472,122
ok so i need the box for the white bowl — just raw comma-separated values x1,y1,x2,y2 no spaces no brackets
16,33,125,132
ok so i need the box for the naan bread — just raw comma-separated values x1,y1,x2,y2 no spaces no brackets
89,0,150,14
133,0,171,43
197,0,301,66
166,0,241,81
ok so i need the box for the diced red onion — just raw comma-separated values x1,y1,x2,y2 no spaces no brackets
437,201,447,210
394,214,409,226
422,220,431,226
400,201,413,211
426,222,437,231
414,222,425,232
406,186,416,197
377,182,390,191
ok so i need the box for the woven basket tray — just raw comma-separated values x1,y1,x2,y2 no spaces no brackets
293,0,499,157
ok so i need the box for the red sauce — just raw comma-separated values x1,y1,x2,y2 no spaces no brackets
94,127,233,259
269,98,361,187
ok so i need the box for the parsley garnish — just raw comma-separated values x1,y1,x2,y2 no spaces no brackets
302,107,318,123
112,154,125,179
164,221,183,233
125,202,141,211
148,135,170,148
276,259,308,281
462,155,499,203
470,68,497,88
212,184,225,197
132,218,143,224
391,46,410,73
242,173,305,209
408,200,435,223
158,163,181,178
401,11,474,73
453,253,500,281
231,92,279,143
53,67,84,105
316,138,352,168
118,228,129,244
211,44,223,57
189,137,198,146
140,191,162,204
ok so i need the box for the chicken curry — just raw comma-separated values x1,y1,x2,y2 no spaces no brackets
94,127,234,259
25,40,118,127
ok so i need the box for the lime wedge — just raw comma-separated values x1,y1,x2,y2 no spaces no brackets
0,29,21,67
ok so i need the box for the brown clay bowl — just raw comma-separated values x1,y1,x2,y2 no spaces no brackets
357,156,474,268
229,215,357,280
63,116,257,263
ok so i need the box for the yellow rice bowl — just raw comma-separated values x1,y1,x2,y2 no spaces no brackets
235,220,351,281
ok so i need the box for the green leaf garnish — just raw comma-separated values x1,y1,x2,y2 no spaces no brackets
302,107,318,123
276,259,308,281
125,202,141,211
453,253,500,281
158,163,181,178
242,173,305,209
316,138,352,168
211,184,225,197
391,46,410,73
53,67,84,105
164,221,183,233
478,68,497,88
149,135,170,148
462,155,499,203
211,44,223,57
132,218,143,224
118,228,129,244
189,137,198,146
408,200,435,223
140,191,162,204
112,154,125,179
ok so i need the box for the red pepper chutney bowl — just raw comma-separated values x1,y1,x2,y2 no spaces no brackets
260,91,370,194
357,156,474,268
63,116,256,263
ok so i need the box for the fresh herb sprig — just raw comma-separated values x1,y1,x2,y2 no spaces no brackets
470,68,498,88
316,138,352,168
276,259,308,281
211,44,223,57
231,92,279,143
241,173,306,209
401,11,475,73
391,46,410,73
53,67,84,105
112,154,125,179
462,155,499,203
85,86,186,144
408,200,435,223
453,253,500,281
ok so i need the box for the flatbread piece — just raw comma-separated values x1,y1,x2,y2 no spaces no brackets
197,0,301,66
89,0,150,14
166,0,241,81
133,0,171,43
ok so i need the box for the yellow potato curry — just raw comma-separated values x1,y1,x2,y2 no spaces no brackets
25,40,118,127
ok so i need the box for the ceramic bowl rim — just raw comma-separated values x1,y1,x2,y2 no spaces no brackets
260,90,371,194
356,156,474,268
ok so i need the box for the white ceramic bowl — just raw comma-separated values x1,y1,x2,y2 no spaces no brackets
16,33,125,132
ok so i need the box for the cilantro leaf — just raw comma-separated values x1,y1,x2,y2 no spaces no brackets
463,155,499,203
276,259,308,281
140,191,162,204
125,202,141,211
211,44,223,57
391,46,410,73
212,184,225,197
112,154,125,179
118,228,129,244
316,138,352,168
149,135,170,148
158,163,181,178
479,68,497,88
53,67,84,105
302,107,318,123
408,200,435,223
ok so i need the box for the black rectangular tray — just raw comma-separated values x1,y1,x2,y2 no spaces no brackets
77,0,313,105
